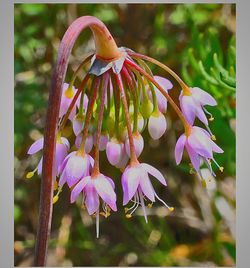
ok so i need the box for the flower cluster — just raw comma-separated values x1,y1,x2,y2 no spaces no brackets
27,33,223,238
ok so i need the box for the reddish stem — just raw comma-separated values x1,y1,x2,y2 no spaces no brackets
115,73,137,164
92,72,109,176
34,16,119,266
79,77,100,152
125,59,191,134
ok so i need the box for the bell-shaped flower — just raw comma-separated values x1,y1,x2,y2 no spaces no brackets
115,147,129,169
148,76,173,114
75,134,93,154
58,151,94,187
125,132,144,157
106,138,124,166
70,173,117,237
27,136,69,177
175,126,223,176
148,111,167,140
122,162,173,222
179,87,217,125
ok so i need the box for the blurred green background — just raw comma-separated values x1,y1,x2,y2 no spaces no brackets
14,3,236,267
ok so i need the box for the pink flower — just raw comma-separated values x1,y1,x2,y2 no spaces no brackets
179,87,217,125
175,126,223,176
27,136,69,176
75,134,93,154
122,162,172,222
125,132,144,157
148,111,167,140
148,76,173,113
59,83,88,121
70,173,117,237
58,151,94,187
106,138,124,166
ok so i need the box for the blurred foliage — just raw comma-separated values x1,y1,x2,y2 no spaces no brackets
14,3,236,267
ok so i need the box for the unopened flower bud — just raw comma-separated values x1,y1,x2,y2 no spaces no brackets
148,112,167,140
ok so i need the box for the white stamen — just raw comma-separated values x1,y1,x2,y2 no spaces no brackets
154,192,172,210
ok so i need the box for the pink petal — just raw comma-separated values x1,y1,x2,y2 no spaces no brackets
186,144,201,172
37,157,43,175
180,95,196,125
125,133,144,157
175,134,186,165
55,143,68,175
139,174,155,202
27,138,44,154
191,87,217,106
58,169,67,187
140,163,167,186
94,175,117,211
210,140,224,154
122,166,140,205
72,116,84,136
61,137,70,149
188,128,213,158
85,183,100,215
70,176,90,203
195,105,208,125
106,139,124,166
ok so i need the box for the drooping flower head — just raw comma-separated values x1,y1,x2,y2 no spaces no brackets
26,16,225,239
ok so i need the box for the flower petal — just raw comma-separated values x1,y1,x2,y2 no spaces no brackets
139,174,155,202
191,87,217,106
70,176,90,203
55,143,68,175
94,175,117,211
122,166,140,205
85,182,100,215
140,163,167,186
27,138,44,154
175,134,186,165
37,157,43,175
195,105,208,125
180,95,196,125
186,144,201,172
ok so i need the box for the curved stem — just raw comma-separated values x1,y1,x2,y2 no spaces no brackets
125,59,191,134
34,16,118,266
92,72,109,176
115,73,137,164
128,52,191,94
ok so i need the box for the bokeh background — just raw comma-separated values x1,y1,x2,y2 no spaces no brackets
14,3,236,267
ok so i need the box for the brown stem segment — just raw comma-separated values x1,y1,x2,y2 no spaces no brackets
34,16,119,266
92,72,109,176
125,59,191,134
79,77,100,152
115,73,137,164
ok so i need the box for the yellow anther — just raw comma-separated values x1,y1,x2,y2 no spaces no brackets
219,166,224,173
53,195,59,204
209,116,214,121
100,212,111,218
147,203,153,208
81,204,86,210
126,214,132,219
211,135,216,141
120,168,125,173
124,207,129,213
64,87,74,99
54,181,58,191
168,207,174,212
201,179,207,188
26,171,34,179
